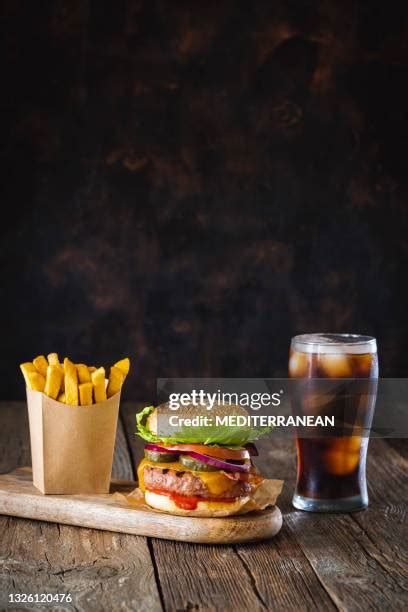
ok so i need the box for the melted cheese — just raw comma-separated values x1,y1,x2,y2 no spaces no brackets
137,458,236,495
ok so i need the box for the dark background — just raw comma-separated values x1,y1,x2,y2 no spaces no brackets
2,1,408,401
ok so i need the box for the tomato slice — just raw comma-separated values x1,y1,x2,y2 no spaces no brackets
160,443,250,460
147,487,238,510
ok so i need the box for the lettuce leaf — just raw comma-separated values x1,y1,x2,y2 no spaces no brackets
135,405,271,446
135,405,157,442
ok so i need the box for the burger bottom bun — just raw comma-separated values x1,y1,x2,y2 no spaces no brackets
144,490,252,517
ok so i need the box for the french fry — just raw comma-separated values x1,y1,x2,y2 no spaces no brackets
114,358,130,377
107,365,125,398
22,354,128,404
91,367,106,403
33,355,48,377
77,363,91,384
64,358,79,405
79,382,93,406
44,364,63,399
20,362,37,388
47,353,60,366
48,352,65,390
27,371,46,392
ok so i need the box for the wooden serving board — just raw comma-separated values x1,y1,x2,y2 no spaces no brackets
0,468,282,544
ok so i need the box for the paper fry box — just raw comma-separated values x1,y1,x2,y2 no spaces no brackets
26,388,120,494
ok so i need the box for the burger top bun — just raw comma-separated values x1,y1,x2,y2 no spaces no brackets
145,490,252,518
145,402,250,439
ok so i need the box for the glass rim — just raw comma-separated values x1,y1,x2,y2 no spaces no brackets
291,333,377,355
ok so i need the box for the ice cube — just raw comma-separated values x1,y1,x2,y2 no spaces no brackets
319,354,353,378
289,351,310,378
323,449,359,475
352,354,376,378
332,436,362,454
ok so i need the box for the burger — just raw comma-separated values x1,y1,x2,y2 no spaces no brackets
135,402,283,517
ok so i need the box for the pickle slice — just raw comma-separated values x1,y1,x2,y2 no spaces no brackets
144,450,178,463
179,454,218,472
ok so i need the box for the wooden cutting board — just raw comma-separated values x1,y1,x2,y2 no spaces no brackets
0,468,282,544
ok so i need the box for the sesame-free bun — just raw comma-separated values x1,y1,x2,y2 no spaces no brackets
144,490,251,517
146,402,250,440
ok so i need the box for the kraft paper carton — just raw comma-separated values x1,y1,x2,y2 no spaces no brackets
26,387,120,494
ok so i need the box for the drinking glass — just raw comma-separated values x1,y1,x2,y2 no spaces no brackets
289,333,378,512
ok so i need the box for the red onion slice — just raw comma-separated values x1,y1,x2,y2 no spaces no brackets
186,451,251,473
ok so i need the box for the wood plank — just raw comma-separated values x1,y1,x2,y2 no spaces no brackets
111,414,134,481
350,507,407,583
384,438,408,459
226,437,336,610
0,468,282,544
285,511,408,610
235,528,337,611
0,517,162,611
236,438,408,609
150,539,266,612
366,438,408,505
0,401,31,474
0,402,162,612
350,438,408,585
256,435,408,610
120,401,146,471
234,437,338,610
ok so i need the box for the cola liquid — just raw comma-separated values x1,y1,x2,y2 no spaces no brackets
289,334,378,512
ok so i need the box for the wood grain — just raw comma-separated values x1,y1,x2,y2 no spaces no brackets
225,435,408,611
0,468,282,545
1,402,407,611
111,415,134,481
285,511,408,610
0,402,162,612
0,517,162,612
350,438,408,586
120,401,146,470
366,438,408,505
233,437,340,611
150,539,267,612
256,436,408,610
0,401,31,474
234,529,337,611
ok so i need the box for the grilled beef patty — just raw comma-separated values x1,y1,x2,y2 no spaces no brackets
143,466,252,499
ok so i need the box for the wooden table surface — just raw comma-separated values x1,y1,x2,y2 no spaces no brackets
0,402,407,611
